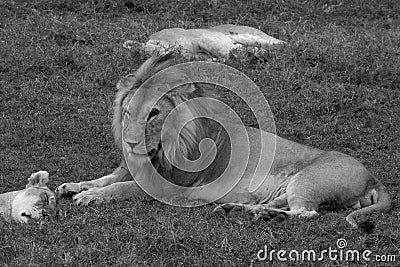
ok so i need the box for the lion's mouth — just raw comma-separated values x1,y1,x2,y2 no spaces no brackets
146,143,162,158
147,148,157,158
20,209,48,222
20,212,35,220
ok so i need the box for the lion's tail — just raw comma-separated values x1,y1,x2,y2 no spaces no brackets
346,184,391,228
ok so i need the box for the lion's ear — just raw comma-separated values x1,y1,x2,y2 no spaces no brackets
167,84,197,105
168,83,219,105
117,53,175,92
117,74,137,91
174,82,218,96
26,171,49,188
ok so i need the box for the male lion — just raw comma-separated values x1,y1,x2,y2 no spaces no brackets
124,24,284,59
1,171,57,223
56,55,390,228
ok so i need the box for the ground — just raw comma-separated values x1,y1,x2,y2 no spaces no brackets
0,0,399,266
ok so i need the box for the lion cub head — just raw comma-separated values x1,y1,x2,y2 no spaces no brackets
3,171,57,223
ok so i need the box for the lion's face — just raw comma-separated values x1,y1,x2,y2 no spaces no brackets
11,171,57,223
122,92,177,158
12,186,56,223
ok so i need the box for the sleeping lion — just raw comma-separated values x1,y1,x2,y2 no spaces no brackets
124,24,284,59
1,171,57,223
56,54,390,228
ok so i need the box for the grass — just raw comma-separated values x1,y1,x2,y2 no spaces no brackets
1,0,399,266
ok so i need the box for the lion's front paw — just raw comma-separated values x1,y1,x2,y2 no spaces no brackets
72,188,112,206
55,183,82,198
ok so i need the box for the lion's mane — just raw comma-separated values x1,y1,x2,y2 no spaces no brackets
112,55,229,186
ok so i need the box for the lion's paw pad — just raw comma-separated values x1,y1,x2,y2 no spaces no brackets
212,204,248,216
255,210,287,222
212,206,227,215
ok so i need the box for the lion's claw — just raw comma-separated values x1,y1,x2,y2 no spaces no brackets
213,203,236,213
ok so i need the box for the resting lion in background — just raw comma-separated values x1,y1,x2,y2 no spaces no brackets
1,171,57,223
56,54,390,228
124,24,285,59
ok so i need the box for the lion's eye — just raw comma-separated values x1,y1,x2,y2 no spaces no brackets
42,193,49,205
147,108,160,121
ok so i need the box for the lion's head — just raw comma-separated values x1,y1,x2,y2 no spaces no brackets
113,55,229,186
6,171,57,223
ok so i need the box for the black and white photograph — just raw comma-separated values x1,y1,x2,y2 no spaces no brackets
1,0,399,266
